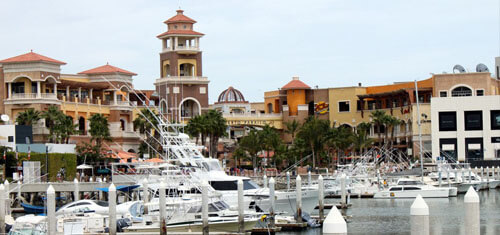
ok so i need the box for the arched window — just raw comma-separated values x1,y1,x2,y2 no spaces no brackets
120,119,126,131
451,86,472,97
78,117,85,135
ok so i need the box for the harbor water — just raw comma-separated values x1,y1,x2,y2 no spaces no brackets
283,188,500,235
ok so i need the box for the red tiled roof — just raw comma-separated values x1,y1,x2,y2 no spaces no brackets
164,10,197,24
78,64,137,76
157,29,204,38
281,78,311,90
0,51,66,65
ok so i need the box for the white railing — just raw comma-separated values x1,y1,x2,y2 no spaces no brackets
163,46,199,53
159,76,208,81
115,101,131,106
10,93,58,100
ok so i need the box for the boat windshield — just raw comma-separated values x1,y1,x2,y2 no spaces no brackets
95,201,109,207
208,161,222,171
187,201,229,213
397,180,423,185
210,179,260,191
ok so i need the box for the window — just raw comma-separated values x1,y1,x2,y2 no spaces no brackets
338,101,350,112
173,87,179,94
404,187,421,191
31,82,37,93
356,100,362,111
465,138,483,160
440,138,457,161
476,90,484,96
367,101,376,110
390,187,402,191
439,91,447,97
451,86,472,97
491,110,500,130
199,87,206,94
493,137,500,159
7,136,13,142
11,82,25,94
464,111,482,131
438,112,457,131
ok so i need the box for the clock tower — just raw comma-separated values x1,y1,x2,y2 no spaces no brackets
155,9,209,123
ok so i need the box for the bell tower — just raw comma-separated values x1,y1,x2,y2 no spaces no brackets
155,9,209,123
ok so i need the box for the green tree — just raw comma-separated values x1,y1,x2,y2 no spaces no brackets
55,115,78,144
296,116,330,168
16,108,41,126
88,114,111,153
387,116,402,148
259,124,281,167
239,130,262,167
185,114,207,145
284,120,300,145
370,110,387,146
42,105,64,143
204,110,227,158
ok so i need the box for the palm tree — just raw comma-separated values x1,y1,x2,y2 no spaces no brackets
352,128,373,155
259,124,281,167
185,114,206,145
56,115,78,144
297,116,330,168
204,110,227,158
239,130,262,167
16,109,41,126
356,122,372,153
42,105,64,143
89,114,111,152
284,120,300,145
370,110,387,146
387,117,402,148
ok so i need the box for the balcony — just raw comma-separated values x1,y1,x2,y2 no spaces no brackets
162,46,200,54
5,93,60,105
155,76,209,85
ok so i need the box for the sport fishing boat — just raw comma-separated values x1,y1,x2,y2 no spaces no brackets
374,178,450,198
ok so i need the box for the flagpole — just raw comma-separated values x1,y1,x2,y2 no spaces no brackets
415,80,424,181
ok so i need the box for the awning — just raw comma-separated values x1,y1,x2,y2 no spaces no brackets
468,144,481,150
442,144,455,151
77,164,93,170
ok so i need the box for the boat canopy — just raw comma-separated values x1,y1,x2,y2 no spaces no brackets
96,185,140,192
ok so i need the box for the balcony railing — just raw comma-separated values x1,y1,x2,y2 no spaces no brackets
10,93,57,99
157,76,208,82
163,46,199,52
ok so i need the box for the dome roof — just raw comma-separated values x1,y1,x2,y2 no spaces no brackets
217,86,247,103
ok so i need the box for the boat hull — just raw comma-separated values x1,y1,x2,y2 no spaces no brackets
374,189,449,198
124,219,258,233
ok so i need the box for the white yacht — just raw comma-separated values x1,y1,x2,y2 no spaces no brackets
374,179,450,198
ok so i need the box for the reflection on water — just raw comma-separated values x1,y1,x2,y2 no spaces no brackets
281,189,500,235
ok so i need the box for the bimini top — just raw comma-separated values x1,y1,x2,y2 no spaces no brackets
217,86,247,103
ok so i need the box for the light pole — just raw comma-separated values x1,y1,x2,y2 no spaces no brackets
45,146,49,182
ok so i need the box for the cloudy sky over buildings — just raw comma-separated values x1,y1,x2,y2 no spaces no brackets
1,0,498,102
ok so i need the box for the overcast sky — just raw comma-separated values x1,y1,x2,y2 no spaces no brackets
1,0,499,102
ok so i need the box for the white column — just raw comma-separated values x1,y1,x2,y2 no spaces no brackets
36,81,41,98
174,37,178,49
108,183,117,235
89,88,93,100
7,83,11,99
78,87,82,101
113,90,117,105
196,37,200,48
66,86,70,98
47,185,56,235
53,83,57,95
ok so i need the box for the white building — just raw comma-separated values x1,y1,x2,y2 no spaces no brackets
431,95,500,162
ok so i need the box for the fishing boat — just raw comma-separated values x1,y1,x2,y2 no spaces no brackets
374,179,450,198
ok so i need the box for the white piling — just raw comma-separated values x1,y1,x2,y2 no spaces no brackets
3,180,9,215
263,175,268,188
296,175,302,223
237,179,244,233
410,194,429,235
269,177,276,228
108,183,117,235
486,167,490,186
202,181,209,235
318,175,325,221
464,186,480,235
326,168,329,177
308,171,312,188
468,167,472,183
497,166,500,180
0,184,5,234
438,168,442,187
453,168,458,184
73,178,79,201
17,180,21,202
461,168,465,183
340,174,347,208
322,205,347,235
142,178,149,203
286,172,290,191
446,168,451,187
159,180,167,235
47,185,56,235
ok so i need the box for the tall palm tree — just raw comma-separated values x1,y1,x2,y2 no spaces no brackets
387,117,402,149
89,114,111,152
185,114,206,145
205,110,227,158
356,122,372,153
239,130,262,167
57,115,78,144
16,108,41,126
370,110,387,146
42,105,64,143
284,120,300,145
259,124,281,167
297,116,330,168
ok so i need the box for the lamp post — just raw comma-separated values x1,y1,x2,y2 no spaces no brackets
45,146,49,182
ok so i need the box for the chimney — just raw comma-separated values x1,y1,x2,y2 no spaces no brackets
358,82,362,87
292,76,299,80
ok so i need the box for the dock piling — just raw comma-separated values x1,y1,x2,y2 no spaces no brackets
4,180,9,215
47,185,56,235
237,179,244,233
318,175,325,221
286,172,290,191
438,168,442,187
263,175,268,188
308,171,311,188
296,175,302,223
468,167,472,183
340,174,347,208
322,204,347,234
73,178,79,201
0,184,5,234
269,177,276,228
108,183,117,235
159,180,167,235
446,168,451,187
202,181,209,235
410,194,429,235
464,186,480,235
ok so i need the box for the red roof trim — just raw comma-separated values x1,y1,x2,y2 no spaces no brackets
281,79,311,90
0,51,66,65
78,64,137,76
164,10,197,24
157,30,204,38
